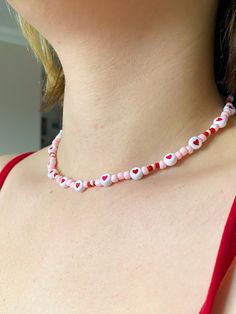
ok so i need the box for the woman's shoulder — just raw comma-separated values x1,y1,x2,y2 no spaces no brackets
0,147,49,193
0,154,20,173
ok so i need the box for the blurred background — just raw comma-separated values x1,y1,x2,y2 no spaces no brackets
0,0,62,155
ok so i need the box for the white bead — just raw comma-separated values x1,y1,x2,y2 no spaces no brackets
74,180,85,192
213,116,227,128
48,145,57,154
48,169,58,179
60,177,69,188
188,136,203,150
130,167,143,180
163,153,177,166
100,173,112,186
224,103,236,115
49,157,57,167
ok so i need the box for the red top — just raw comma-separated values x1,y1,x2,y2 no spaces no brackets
0,152,235,313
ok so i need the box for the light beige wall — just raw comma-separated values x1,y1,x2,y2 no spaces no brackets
0,41,42,155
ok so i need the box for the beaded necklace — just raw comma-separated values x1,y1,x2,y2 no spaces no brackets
47,95,236,192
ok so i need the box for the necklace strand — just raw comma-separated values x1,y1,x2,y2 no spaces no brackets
47,95,236,192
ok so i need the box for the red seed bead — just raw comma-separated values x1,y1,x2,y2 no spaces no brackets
203,131,209,137
154,162,160,169
90,180,95,186
147,165,154,172
210,127,216,135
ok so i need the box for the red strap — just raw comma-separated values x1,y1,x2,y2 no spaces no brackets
0,152,35,190
199,195,236,313
1,152,235,313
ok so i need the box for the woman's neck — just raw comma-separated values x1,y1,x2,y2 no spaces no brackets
54,0,223,180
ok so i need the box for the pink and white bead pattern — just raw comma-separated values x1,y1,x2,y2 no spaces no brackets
47,96,236,192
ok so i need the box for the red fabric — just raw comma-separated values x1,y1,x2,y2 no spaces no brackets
0,152,235,313
0,152,35,189
199,195,236,313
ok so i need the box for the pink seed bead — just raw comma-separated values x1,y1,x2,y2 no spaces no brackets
117,172,124,180
66,179,73,187
141,166,149,175
70,181,75,188
221,111,230,119
186,145,194,154
47,165,55,172
52,139,59,147
83,181,90,188
123,171,131,179
95,179,102,186
56,175,62,183
223,108,231,115
210,124,220,132
198,133,207,142
49,152,56,158
56,133,62,140
179,146,188,156
159,160,167,169
111,174,119,183
175,151,183,160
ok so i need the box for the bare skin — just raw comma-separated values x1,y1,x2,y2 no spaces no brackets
1,0,236,312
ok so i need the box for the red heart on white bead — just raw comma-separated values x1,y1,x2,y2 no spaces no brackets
163,153,177,166
48,169,58,179
213,116,227,128
130,167,143,180
100,173,112,186
188,136,202,150
74,180,85,192
60,177,69,188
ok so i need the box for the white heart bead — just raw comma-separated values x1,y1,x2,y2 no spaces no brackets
224,103,236,115
130,167,143,180
188,136,203,150
163,153,177,166
100,173,112,186
48,145,57,154
60,177,69,188
74,180,85,192
213,116,227,128
48,169,58,179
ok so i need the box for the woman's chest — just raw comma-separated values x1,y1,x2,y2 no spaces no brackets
0,187,233,314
